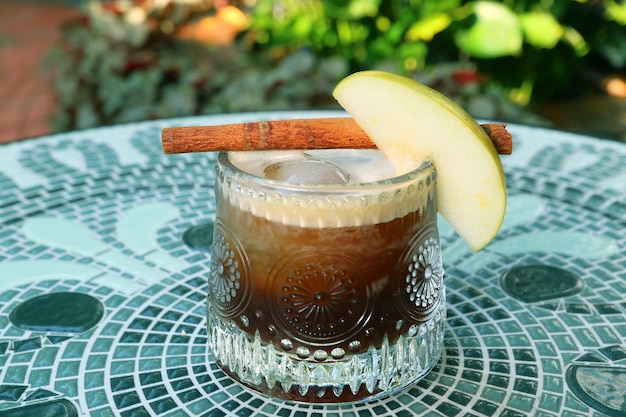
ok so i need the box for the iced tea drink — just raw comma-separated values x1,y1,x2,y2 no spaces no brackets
207,149,446,403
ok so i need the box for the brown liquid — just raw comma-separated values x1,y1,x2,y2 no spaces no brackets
209,194,440,356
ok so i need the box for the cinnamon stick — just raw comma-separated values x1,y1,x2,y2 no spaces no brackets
161,118,512,155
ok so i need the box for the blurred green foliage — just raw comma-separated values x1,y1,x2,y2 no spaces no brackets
247,0,626,104
45,0,625,131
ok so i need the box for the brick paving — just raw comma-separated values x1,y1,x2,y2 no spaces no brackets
0,1,80,144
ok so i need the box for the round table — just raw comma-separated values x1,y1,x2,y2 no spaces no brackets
0,111,624,417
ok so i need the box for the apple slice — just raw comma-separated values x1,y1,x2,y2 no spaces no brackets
332,70,506,251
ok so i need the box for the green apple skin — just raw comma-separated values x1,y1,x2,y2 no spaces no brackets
332,70,506,251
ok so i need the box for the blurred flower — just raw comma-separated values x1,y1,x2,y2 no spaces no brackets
178,5,247,45
452,69,485,87
605,76,626,98
125,7,147,26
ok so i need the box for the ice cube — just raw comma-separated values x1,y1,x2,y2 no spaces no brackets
264,157,351,185
229,150,306,178
306,149,395,183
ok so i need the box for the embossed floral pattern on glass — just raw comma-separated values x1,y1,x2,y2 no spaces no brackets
406,237,443,310
210,234,240,304
208,221,250,318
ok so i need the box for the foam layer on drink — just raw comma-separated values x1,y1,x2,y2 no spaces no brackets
218,149,436,228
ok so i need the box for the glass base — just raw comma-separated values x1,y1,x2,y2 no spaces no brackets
207,302,446,404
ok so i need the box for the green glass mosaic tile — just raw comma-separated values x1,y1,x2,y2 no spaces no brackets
595,325,623,344
543,375,564,393
471,399,499,416
563,392,591,413
151,321,173,332
3,366,27,384
111,375,135,392
0,384,27,401
560,314,586,327
127,296,149,308
483,336,506,347
539,392,563,412
90,338,114,353
109,360,136,375
54,378,79,397
172,300,195,312
119,332,142,344
143,384,168,399
189,355,206,365
104,294,126,308
165,356,187,367
142,285,165,296
149,397,177,414
113,309,137,323
481,386,507,403
535,342,558,358
56,360,80,378
86,389,109,408
140,345,164,357
83,371,105,390
99,323,122,336
113,391,141,408
154,294,177,307
616,324,626,338
85,354,107,371
185,398,214,415
138,358,162,371
166,345,188,356
178,388,202,403
61,342,87,360
3,327,25,337
552,334,579,351
9,351,35,363
28,368,51,386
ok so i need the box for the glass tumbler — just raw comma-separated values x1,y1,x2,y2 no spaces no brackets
207,150,446,403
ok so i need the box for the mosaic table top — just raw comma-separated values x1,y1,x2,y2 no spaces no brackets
0,111,624,417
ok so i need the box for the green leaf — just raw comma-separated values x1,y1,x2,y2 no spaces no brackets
454,1,522,58
562,26,589,57
325,0,380,20
406,13,452,42
606,0,626,25
346,0,381,19
519,11,563,49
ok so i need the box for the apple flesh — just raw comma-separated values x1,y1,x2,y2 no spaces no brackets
332,70,506,251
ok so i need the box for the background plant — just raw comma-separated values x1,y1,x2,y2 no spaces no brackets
246,0,626,105
45,0,346,131
45,0,625,132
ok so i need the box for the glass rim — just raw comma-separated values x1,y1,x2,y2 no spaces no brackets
217,151,435,193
